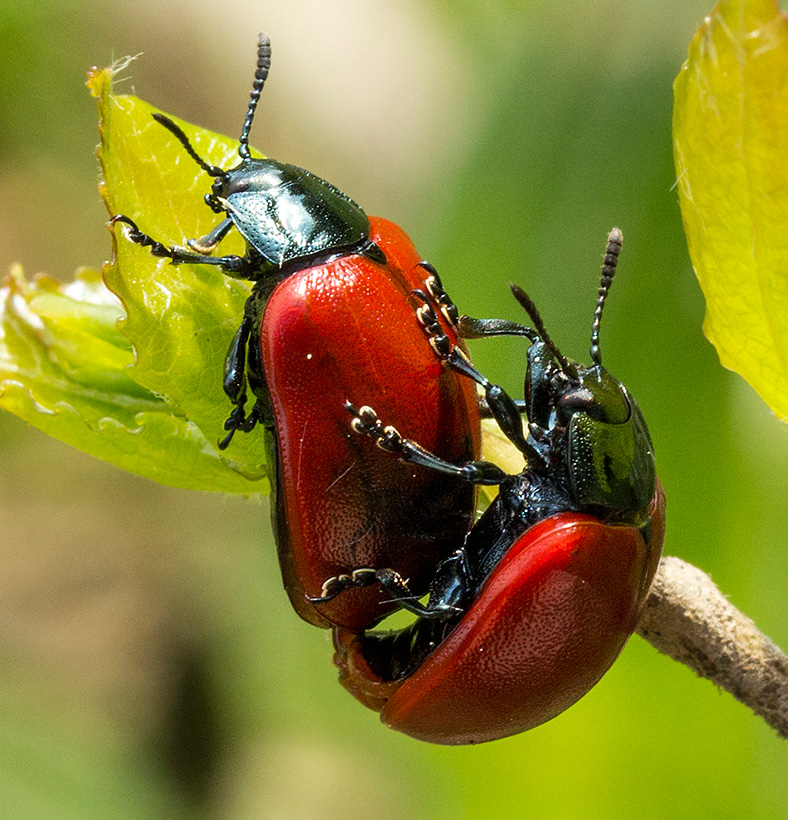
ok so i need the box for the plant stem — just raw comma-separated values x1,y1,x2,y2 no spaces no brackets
636,556,788,738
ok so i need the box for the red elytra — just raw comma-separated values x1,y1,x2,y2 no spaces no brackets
262,216,482,631
333,482,666,744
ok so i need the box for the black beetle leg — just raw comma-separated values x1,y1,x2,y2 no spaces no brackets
310,554,471,621
411,291,544,465
238,287,271,434
418,261,460,328
111,215,254,276
187,217,234,253
413,286,534,419
218,289,268,449
320,567,452,619
218,405,247,450
412,289,453,359
347,402,508,485
377,553,470,620
110,215,177,260
410,296,534,461
457,315,539,341
307,568,380,604
218,315,252,450
222,316,252,405
416,267,539,343
447,349,544,462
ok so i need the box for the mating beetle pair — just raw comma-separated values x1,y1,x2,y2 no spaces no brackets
325,231,665,743
113,33,665,744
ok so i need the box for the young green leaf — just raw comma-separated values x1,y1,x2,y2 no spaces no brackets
0,63,269,493
92,63,269,486
0,266,262,491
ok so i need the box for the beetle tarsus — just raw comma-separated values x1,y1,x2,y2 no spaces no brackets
346,401,508,486
419,263,460,327
111,214,178,261
308,568,380,604
218,397,266,450
218,403,247,450
240,399,265,433
413,290,453,358
217,428,236,451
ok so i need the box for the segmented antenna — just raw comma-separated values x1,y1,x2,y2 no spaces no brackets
510,284,577,378
589,227,623,367
152,113,225,177
238,33,272,160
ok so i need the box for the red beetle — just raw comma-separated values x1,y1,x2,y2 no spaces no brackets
262,217,481,628
324,229,666,742
334,494,665,743
112,34,481,630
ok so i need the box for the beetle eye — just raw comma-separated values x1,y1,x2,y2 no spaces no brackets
223,176,251,196
557,387,596,424
558,377,631,425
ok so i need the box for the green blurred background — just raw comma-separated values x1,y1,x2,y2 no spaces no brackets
1,0,787,817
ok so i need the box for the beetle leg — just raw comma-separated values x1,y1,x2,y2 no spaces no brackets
412,290,453,358
111,215,254,276
478,396,527,418
444,349,551,470
414,296,521,438
416,269,540,343
347,402,508,485
217,314,252,449
446,347,544,465
369,568,455,619
457,315,538,341
412,290,534,428
307,568,380,603
379,550,471,620
222,316,252,405
413,292,547,466
418,262,460,328
407,290,544,466
218,289,270,449
187,217,234,253
240,299,272,434
312,553,471,620
218,405,247,450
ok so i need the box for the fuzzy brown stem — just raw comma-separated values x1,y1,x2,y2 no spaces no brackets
636,556,788,737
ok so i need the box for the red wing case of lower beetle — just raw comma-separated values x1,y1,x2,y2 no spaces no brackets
262,217,481,631
334,483,666,743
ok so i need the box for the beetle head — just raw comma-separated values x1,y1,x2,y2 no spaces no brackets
514,228,631,436
512,228,656,516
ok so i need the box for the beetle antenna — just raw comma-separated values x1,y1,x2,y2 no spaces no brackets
238,33,272,160
510,284,577,378
152,113,225,177
589,227,623,367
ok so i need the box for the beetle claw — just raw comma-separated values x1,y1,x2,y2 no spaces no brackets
309,568,380,604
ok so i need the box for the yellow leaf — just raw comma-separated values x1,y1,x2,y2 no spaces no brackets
674,0,788,420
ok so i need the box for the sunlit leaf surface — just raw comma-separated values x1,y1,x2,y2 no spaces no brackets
674,0,788,419
0,265,261,492
0,64,269,492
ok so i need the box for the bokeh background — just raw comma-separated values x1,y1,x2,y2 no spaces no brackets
2,1,788,818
